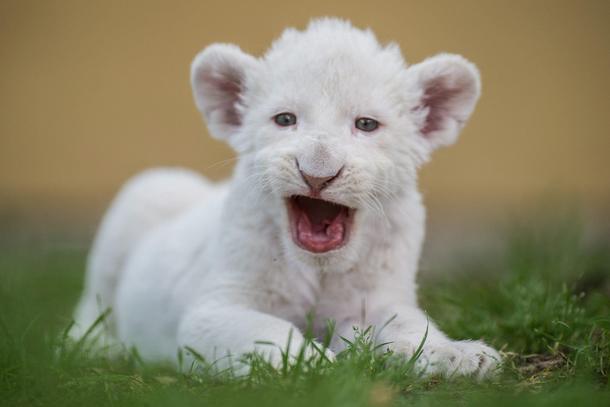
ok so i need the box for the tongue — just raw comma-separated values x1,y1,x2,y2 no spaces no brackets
296,208,346,252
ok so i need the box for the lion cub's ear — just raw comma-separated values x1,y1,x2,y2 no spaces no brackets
406,54,481,151
191,44,258,146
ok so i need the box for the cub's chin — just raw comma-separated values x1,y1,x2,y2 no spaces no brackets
286,195,355,254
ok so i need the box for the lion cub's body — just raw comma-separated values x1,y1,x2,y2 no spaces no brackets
72,18,501,378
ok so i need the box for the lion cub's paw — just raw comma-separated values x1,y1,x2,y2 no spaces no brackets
415,340,501,379
261,340,336,369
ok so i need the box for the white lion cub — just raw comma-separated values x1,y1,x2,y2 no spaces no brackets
71,18,501,378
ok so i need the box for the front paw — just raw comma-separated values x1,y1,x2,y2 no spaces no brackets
415,340,502,379
254,339,336,368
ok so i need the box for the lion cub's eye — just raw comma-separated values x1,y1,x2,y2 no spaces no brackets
273,112,297,127
355,117,379,132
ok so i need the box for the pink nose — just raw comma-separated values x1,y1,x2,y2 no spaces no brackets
298,166,343,192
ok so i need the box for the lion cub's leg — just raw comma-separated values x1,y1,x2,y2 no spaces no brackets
177,304,335,373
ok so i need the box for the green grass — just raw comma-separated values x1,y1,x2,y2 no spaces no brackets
1,218,609,406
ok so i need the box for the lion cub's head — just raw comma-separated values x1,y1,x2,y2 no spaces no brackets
191,18,480,269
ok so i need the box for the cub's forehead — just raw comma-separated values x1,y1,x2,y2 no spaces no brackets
248,19,407,107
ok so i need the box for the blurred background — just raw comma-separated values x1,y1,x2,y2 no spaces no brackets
1,0,608,259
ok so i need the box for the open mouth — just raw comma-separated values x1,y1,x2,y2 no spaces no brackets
286,195,354,253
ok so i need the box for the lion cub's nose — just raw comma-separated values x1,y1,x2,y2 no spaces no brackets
298,166,343,192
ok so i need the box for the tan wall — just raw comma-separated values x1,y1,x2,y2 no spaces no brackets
1,0,609,223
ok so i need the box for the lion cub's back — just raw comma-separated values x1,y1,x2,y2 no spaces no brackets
112,175,230,359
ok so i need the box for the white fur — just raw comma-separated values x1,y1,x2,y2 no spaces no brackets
72,18,500,378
